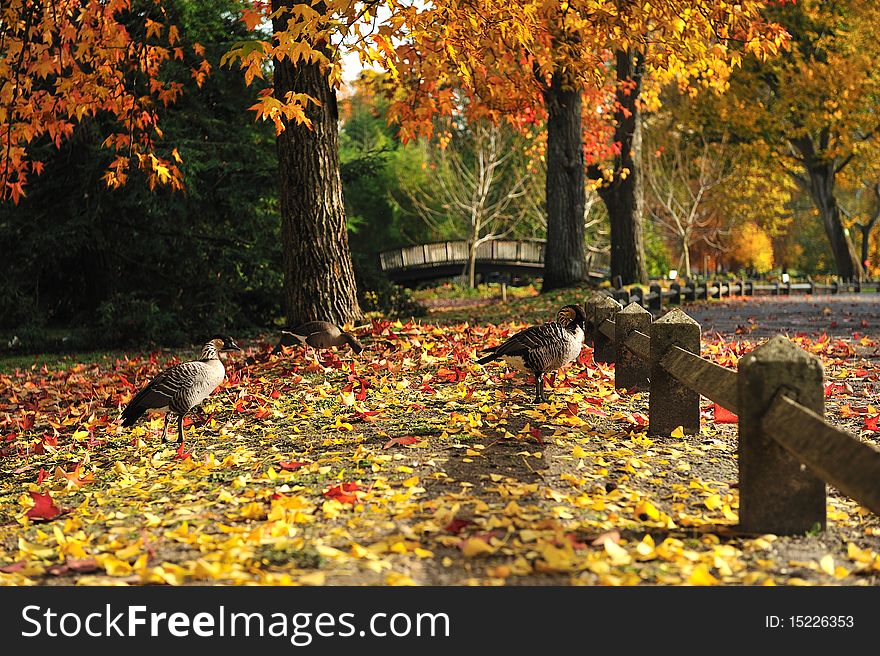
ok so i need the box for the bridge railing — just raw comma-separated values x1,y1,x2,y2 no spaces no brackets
380,239,547,272
584,294,880,534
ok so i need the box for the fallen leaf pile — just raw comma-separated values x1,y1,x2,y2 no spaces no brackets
1,294,879,586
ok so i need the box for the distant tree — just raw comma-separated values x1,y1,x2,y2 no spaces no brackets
403,121,541,288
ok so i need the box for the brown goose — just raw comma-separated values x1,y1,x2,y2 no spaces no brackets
476,304,586,403
120,335,240,443
273,321,363,355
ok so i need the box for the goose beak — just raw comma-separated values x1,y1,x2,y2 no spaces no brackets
224,340,242,352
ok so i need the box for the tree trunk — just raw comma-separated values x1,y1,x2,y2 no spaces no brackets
272,0,362,326
790,137,863,281
594,50,648,285
467,241,477,288
682,237,691,278
541,72,586,291
804,164,863,281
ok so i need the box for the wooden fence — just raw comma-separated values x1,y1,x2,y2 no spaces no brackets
584,294,880,534
607,277,880,314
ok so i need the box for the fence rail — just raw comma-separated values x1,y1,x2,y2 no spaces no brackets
584,294,880,534
608,277,880,313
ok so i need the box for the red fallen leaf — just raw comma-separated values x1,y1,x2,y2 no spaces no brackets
590,530,621,547
626,412,648,426
383,436,419,449
26,491,65,521
582,406,608,417
36,467,49,484
865,415,880,432
0,560,27,573
47,558,99,576
824,381,853,398
529,426,544,445
324,482,359,504
175,442,191,460
564,533,588,549
279,460,308,471
565,401,579,416
713,404,738,424
444,517,475,535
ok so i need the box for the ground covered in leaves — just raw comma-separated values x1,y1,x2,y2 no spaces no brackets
1,290,879,586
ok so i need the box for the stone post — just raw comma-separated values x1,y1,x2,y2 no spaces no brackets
590,295,622,364
737,335,826,534
649,308,701,436
615,303,651,391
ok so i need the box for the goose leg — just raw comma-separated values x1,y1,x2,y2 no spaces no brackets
177,414,185,445
533,375,547,404
161,413,171,442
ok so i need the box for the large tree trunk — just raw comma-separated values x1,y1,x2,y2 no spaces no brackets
594,50,648,285
790,137,863,281
541,72,586,292
805,165,863,281
272,0,362,326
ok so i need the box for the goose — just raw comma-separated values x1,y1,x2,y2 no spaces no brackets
273,321,363,356
476,304,587,403
120,335,240,444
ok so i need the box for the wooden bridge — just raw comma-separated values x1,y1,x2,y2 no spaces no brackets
379,239,610,283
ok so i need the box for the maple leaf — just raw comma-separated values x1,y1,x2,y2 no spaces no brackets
864,415,879,432
324,483,359,504
383,436,419,449
279,460,308,471
26,491,65,522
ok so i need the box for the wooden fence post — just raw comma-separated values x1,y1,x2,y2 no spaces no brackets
630,286,644,308
684,278,697,302
649,283,663,312
589,295,622,364
669,282,681,305
737,335,826,534
649,308,701,436
615,303,651,391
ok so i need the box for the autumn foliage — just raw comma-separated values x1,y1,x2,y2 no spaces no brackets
0,0,211,201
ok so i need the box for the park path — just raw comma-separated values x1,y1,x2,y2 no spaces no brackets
682,293,880,341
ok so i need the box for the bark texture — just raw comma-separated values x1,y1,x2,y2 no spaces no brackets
541,72,586,291
790,135,864,281
593,50,648,285
272,0,362,326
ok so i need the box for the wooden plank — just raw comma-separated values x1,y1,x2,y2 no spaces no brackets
763,395,880,515
660,345,738,413
624,330,650,361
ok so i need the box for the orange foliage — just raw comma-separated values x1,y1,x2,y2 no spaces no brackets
0,0,210,202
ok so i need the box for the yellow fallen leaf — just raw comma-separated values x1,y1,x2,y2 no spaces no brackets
689,564,719,585
670,426,685,438
461,538,494,557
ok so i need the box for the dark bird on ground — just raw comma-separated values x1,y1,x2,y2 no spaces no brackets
476,304,587,403
120,335,240,444
273,321,364,355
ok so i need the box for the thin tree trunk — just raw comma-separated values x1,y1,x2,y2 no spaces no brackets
682,238,691,278
468,240,477,288
595,50,648,285
542,72,585,291
272,0,362,325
